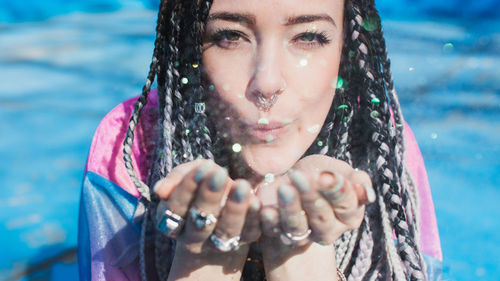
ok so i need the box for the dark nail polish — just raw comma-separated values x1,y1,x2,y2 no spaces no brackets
209,168,228,191
231,181,250,202
194,161,213,183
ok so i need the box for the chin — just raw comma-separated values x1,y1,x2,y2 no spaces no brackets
241,144,303,176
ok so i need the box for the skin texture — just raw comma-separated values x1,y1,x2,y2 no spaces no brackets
203,0,344,177
153,1,374,280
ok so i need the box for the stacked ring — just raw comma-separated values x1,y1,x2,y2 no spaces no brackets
280,228,312,245
210,233,241,252
156,208,184,237
189,207,217,230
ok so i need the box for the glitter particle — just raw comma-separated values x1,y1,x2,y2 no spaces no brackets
232,143,242,153
208,85,215,91
264,173,275,183
370,111,379,118
185,129,191,135
337,104,348,110
192,64,199,68
266,134,274,143
258,118,269,125
431,133,438,139
443,43,454,53
362,16,380,32
336,77,344,89
317,141,323,147
181,77,189,84
299,58,308,67
307,124,320,133
409,67,414,71
371,98,380,104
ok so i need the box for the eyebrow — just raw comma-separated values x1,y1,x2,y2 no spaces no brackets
207,12,256,26
285,14,336,27
207,12,336,28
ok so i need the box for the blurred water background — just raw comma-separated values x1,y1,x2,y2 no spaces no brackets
0,0,498,280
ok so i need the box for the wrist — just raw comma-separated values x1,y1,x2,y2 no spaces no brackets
167,243,250,281
261,242,338,281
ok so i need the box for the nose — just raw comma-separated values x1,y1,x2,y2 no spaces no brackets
248,41,286,101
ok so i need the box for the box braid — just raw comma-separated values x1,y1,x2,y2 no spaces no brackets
122,0,427,280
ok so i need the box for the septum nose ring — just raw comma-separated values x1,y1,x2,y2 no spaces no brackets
256,88,284,112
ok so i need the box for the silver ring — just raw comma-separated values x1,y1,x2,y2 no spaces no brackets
156,208,184,237
210,233,241,252
256,93,278,111
189,207,217,230
280,228,312,245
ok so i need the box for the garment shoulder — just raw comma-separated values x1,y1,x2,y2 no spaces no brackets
85,90,159,198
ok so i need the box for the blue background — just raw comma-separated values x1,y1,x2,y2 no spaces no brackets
0,0,499,280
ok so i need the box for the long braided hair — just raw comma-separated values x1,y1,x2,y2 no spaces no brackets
122,0,428,280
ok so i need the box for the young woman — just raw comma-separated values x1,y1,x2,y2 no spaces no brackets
78,0,443,280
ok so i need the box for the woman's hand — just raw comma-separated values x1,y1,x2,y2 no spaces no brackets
256,155,375,280
154,160,261,281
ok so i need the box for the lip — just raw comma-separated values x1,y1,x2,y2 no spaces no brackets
245,120,291,141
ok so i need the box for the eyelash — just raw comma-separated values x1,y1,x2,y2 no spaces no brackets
210,28,248,48
292,31,332,48
209,29,332,49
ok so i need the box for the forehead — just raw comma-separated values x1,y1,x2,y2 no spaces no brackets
209,0,344,20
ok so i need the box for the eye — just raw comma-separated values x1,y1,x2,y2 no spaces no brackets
210,29,249,49
292,31,331,48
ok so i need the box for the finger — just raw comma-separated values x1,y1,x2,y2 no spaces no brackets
277,184,310,247
349,169,375,205
154,159,210,199
289,170,337,244
211,180,251,251
260,207,280,237
159,161,215,221
181,167,230,244
318,171,364,230
240,195,262,242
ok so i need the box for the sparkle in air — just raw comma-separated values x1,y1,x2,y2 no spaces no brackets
307,124,320,133
299,59,308,67
264,173,275,183
258,118,269,125
266,134,274,143
232,143,242,153
181,77,189,84
431,133,438,139
443,43,454,53
409,67,414,71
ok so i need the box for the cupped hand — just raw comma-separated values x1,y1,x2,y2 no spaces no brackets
154,160,261,256
257,154,375,248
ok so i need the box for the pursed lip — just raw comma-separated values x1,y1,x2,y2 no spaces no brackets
244,120,292,141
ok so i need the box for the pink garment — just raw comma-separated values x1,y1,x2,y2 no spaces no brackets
85,90,442,261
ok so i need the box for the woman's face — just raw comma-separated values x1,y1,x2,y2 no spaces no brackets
202,0,344,177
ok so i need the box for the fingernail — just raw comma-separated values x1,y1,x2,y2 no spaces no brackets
231,180,250,202
209,168,228,191
262,209,277,223
363,183,376,203
289,170,310,193
194,161,214,183
153,178,166,192
278,184,295,206
250,197,261,212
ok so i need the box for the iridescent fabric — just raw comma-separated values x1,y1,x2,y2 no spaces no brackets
78,90,443,280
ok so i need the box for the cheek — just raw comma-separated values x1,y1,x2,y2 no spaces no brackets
203,51,251,103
